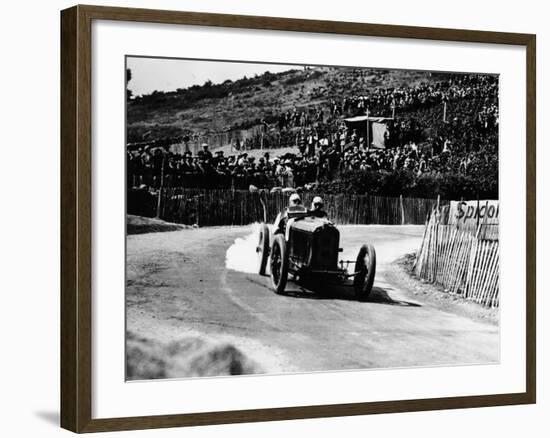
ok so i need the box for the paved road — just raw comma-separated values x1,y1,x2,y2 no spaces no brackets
126,225,499,376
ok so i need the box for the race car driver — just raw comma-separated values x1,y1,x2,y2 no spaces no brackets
273,193,306,234
309,196,328,218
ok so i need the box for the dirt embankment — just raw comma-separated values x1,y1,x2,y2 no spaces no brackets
127,215,191,235
387,253,499,325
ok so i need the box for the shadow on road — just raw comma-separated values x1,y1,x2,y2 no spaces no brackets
367,287,422,307
280,281,421,307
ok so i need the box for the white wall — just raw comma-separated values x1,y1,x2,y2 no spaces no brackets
0,0,546,436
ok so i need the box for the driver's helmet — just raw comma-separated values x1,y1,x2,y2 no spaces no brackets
311,196,324,210
287,193,306,214
289,193,302,206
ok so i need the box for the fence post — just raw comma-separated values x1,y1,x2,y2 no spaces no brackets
155,154,166,218
156,188,163,219
400,194,405,225
197,195,201,227
476,197,480,229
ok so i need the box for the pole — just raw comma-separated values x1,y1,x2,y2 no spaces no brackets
476,196,480,229
458,197,463,229
400,194,405,225
156,154,165,218
366,107,370,150
443,100,447,123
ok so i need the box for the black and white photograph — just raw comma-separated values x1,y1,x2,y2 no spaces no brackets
2,0,545,435
125,57,500,381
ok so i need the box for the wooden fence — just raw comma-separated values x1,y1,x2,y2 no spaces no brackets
154,188,440,226
414,211,499,307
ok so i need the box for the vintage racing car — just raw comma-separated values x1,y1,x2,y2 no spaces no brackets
255,196,376,300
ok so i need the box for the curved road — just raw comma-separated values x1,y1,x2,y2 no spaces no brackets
126,225,499,376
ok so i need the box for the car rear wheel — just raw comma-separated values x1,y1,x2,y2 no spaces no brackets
270,234,289,294
353,244,376,300
257,223,270,275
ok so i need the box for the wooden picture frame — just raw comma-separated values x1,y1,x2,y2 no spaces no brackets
61,4,536,433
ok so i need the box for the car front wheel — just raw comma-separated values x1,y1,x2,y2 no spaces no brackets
353,243,377,300
270,234,289,294
257,223,270,276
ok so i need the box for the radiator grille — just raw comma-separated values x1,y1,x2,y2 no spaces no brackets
313,227,339,270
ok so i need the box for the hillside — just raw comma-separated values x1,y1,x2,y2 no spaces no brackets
126,66,453,142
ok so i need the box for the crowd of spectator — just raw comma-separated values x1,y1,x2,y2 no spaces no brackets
232,75,498,151
332,74,498,118
127,74,499,196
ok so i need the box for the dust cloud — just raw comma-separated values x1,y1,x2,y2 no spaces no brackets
225,223,272,274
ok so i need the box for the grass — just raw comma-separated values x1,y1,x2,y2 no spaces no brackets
127,66,448,142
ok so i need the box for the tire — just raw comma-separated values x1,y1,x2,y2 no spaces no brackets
270,234,289,294
353,244,377,300
257,223,270,275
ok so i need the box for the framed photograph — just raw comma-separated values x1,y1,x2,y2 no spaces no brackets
60,4,536,433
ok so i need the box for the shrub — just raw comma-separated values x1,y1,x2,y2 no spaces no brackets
316,169,498,200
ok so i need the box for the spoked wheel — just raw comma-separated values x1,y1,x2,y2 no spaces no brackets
257,223,270,275
270,234,289,294
353,243,377,300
